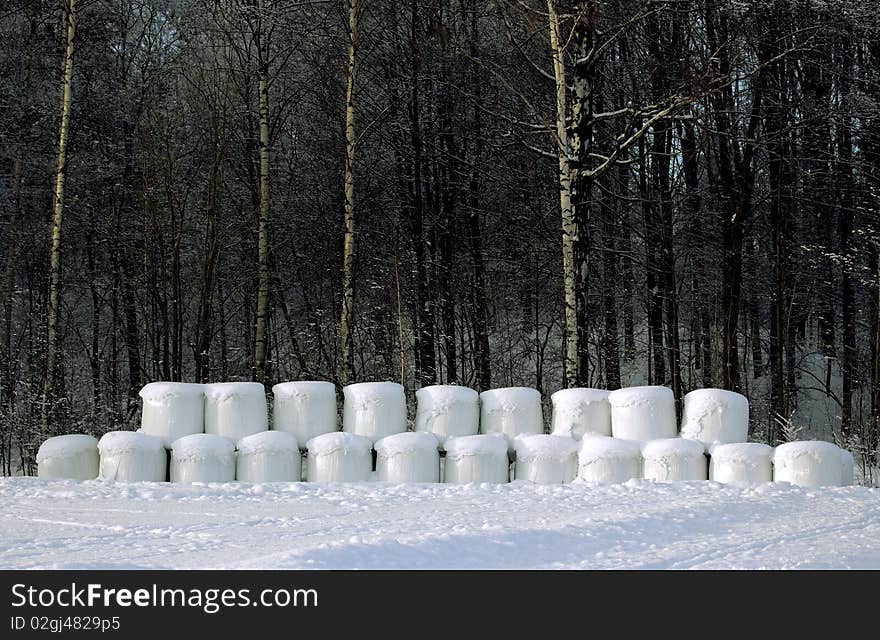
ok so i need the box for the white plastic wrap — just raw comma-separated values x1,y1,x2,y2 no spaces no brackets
680,388,749,451
641,438,707,482
513,434,578,484
342,382,407,444
271,381,337,447
306,432,373,482
550,388,611,439
170,433,235,483
235,431,301,483
708,442,773,484
36,434,99,481
840,448,855,486
773,440,845,487
443,434,510,484
139,382,205,448
98,431,166,482
479,387,544,451
204,382,268,442
414,385,479,447
375,432,440,483
577,435,642,484
608,386,677,442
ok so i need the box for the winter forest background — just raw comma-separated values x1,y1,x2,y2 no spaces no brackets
1,0,879,482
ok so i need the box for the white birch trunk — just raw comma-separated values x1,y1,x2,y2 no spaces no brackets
253,0,271,383
340,0,358,384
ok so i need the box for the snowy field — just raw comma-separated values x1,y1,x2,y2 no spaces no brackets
1,476,879,570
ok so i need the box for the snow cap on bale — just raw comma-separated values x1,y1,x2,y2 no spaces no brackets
204,382,268,443
375,431,440,483
235,431,301,483
139,382,205,448
37,434,99,481
342,381,407,444
170,433,235,483
479,387,544,452
708,442,773,484
680,388,749,451
513,434,578,484
271,381,337,447
550,388,611,439
306,431,372,482
415,385,479,447
641,437,707,482
773,440,845,488
577,435,642,484
443,433,510,484
608,386,677,442
98,431,166,482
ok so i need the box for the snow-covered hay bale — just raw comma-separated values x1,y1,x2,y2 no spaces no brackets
550,388,611,439
608,386,677,442
204,382,268,443
513,434,578,484
773,440,845,487
479,387,544,451
306,432,372,482
443,434,510,484
98,431,166,482
415,385,479,448
139,382,205,448
840,448,855,487
680,388,749,451
708,443,773,484
642,438,707,482
170,433,235,483
375,432,440,483
37,434,99,481
235,431,301,483
271,381,337,448
342,382,406,444
577,435,642,484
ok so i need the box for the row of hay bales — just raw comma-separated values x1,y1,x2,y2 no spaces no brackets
35,381,855,488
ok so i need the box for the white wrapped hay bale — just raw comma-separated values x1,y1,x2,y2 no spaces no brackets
37,434,99,480
271,381,337,447
139,382,205,448
98,431,166,482
342,382,406,444
170,433,235,483
840,448,855,486
375,432,440,483
708,443,773,484
415,385,479,448
443,434,510,484
306,432,372,482
642,438,707,482
236,431,301,483
479,387,544,451
680,388,749,451
608,386,677,442
204,382,268,442
550,388,611,439
513,434,579,484
577,435,642,484
773,440,845,487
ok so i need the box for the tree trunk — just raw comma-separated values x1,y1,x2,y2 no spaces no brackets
340,0,358,385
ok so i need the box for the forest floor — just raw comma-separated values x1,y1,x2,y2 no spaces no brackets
1,477,879,569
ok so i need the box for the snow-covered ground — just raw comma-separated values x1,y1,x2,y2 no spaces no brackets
1,476,878,569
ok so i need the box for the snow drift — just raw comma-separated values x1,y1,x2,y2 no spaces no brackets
577,435,642,484
235,431,301,483
306,432,372,482
204,382,268,442
414,385,479,447
550,388,611,439
98,431,166,482
641,438,708,482
36,434,99,481
479,387,544,451
139,382,205,448
708,442,773,484
170,433,235,483
513,434,579,484
271,381,337,448
680,388,749,451
443,434,510,484
608,386,677,442
375,432,440,483
342,382,407,444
